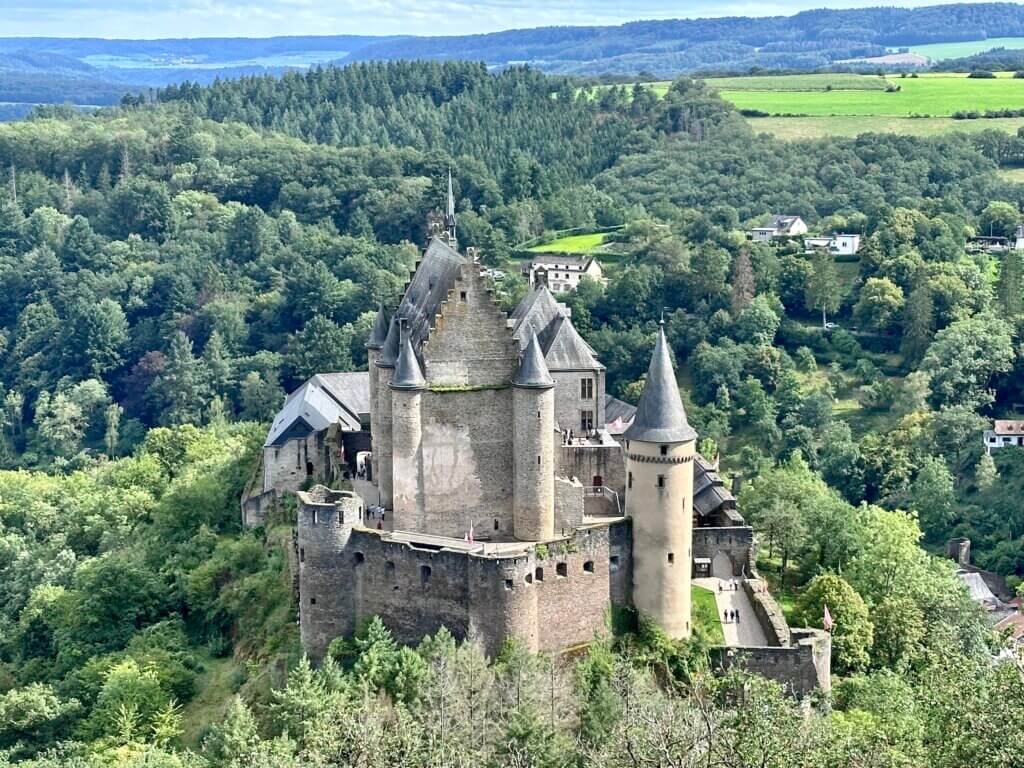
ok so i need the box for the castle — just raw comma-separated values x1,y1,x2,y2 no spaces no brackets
280,185,830,696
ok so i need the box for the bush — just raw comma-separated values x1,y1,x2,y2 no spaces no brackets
967,70,996,78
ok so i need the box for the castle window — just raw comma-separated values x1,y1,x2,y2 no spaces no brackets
353,552,365,567
386,561,395,575
667,553,675,565
581,378,594,399
537,455,541,465
525,573,533,584
660,445,668,456
309,597,317,605
556,562,568,578
583,561,595,574
580,410,594,431
504,579,513,591
535,567,544,581
610,555,620,572
299,548,305,563
657,475,666,489
628,472,633,489
460,290,467,301
420,565,432,586
312,509,318,525
494,519,500,531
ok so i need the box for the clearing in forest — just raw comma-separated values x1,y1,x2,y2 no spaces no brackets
707,72,1024,117
528,232,608,253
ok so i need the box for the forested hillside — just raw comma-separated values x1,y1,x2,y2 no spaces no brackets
1,61,1023,765
6,2,1024,107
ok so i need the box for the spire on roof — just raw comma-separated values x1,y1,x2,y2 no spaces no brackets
513,330,554,389
623,323,697,444
366,301,390,350
391,320,426,390
377,317,400,369
445,168,457,244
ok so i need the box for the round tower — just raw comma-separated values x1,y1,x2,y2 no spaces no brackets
390,320,426,532
512,330,555,542
375,316,400,509
366,302,389,482
624,323,698,638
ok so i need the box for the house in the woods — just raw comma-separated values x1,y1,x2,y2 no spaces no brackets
523,254,605,293
984,420,1024,453
747,215,808,242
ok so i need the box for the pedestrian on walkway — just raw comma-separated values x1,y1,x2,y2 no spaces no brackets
723,609,729,623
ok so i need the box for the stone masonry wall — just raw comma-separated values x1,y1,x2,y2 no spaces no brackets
297,509,634,661
551,369,605,432
557,443,626,498
554,476,584,534
743,578,790,647
713,631,831,698
420,387,514,539
693,526,755,577
263,433,326,495
423,263,519,388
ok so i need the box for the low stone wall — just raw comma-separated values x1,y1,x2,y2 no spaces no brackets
714,629,831,698
743,579,790,647
554,476,585,532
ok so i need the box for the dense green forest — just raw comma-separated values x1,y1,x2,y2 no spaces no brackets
0,60,1023,764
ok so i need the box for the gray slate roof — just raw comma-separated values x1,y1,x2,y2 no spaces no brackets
511,285,602,371
513,330,554,389
394,237,465,350
265,372,370,447
378,317,400,368
693,455,741,521
604,394,636,433
367,303,389,350
392,326,427,390
623,325,697,444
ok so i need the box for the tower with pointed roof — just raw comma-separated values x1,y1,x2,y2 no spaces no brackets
391,319,427,530
512,330,556,541
624,322,698,638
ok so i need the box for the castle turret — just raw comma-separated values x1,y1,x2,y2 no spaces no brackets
391,320,426,532
366,302,389,483
624,323,698,638
512,330,555,541
375,316,400,509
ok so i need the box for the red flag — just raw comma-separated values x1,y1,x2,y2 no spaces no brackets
823,604,834,632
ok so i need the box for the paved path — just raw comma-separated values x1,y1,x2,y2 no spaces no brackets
694,577,769,647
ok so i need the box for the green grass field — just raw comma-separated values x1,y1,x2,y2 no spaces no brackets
748,115,1024,139
528,232,608,253
705,73,890,91
710,72,1024,117
907,37,1024,60
692,585,726,645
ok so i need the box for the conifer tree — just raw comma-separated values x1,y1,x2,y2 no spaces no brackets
151,332,208,426
902,281,934,364
730,249,755,316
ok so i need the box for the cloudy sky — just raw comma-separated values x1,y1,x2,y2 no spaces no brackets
0,0,987,38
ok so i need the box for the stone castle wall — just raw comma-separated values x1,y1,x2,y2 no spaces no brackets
263,432,326,495
419,387,515,539
297,486,632,660
693,526,755,578
714,629,832,698
550,369,605,432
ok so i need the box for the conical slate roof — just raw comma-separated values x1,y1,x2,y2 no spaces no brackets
377,317,400,369
623,324,697,444
513,331,554,389
391,324,426,391
366,302,389,350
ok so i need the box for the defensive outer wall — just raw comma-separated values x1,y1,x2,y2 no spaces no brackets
296,486,632,661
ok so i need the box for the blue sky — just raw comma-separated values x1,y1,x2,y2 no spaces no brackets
0,0,993,38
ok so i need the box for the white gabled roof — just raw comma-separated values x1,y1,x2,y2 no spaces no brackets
264,372,370,447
